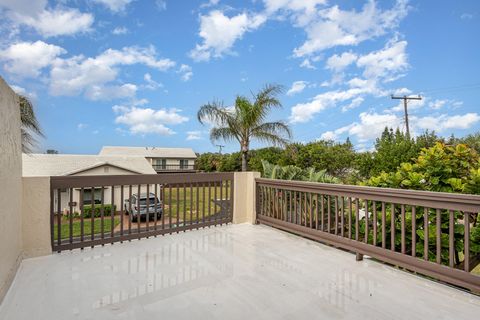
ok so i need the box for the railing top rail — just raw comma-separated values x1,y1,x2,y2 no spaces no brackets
51,172,234,189
255,177,480,212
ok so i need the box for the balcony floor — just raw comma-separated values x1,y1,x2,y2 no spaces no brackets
1,224,479,319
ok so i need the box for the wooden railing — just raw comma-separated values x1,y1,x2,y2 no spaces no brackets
255,178,480,292
50,173,234,251
152,164,196,172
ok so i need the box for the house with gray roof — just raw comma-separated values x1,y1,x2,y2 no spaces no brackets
99,146,197,173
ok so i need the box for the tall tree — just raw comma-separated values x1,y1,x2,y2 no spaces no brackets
197,84,292,171
19,95,43,153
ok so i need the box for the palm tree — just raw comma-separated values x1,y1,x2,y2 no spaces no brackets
19,95,43,153
198,84,292,171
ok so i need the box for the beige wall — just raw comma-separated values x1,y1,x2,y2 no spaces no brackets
22,177,51,258
0,77,23,303
232,172,260,224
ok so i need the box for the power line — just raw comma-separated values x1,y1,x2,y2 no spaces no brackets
391,95,422,137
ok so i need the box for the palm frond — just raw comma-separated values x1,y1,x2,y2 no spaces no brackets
19,95,43,153
210,127,238,144
197,101,234,127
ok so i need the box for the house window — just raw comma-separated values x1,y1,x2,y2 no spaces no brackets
82,188,102,205
154,159,166,169
180,159,189,169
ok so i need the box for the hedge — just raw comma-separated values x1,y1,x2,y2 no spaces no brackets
81,204,116,218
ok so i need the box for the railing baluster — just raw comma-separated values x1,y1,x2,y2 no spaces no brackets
146,184,150,233
294,191,297,224
328,196,332,233
365,200,369,244
391,204,395,252
202,182,206,224
348,197,352,239
120,185,124,240
128,185,132,236
382,202,386,249
169,184,173,233
449,210,454,267
321,194,324,230
183,184,187,229
57,188,61,248
191,183,194,226
111,185,115,241
315,194,319,230
401,204,405,254
464,212,470,272
80,188,84,244
309,193,313,228
411,206,416,257
91,186,95,244
334,196,338,235
161,184,166,230
100,186,105,243
69,188,73,245
176,184,180,232
355,198,359,241
137,184,141,236
436,208,441,264
372,201,377,246
195,183,199,226
424,207,429,261
340,196,344,237
154,184,158,231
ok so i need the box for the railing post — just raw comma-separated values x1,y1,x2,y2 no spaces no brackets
232,172,261,224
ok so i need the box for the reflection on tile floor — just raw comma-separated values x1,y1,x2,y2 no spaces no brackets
1,224,479,319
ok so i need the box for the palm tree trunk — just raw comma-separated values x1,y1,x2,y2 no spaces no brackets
241,151,248,171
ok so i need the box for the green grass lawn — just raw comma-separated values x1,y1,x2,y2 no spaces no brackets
54,217,120,240
162,182,231,221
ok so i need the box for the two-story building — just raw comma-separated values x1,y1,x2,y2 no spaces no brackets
99,146,197,173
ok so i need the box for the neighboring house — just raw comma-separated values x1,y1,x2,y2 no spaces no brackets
99,146,197,173
23,154,156,214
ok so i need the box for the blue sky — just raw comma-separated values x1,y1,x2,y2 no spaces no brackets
0,0,479,154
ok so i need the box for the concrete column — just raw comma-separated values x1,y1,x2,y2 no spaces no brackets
232,172,260,224
22,177,52,258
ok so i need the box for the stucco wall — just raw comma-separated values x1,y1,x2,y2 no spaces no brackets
22,177,51,258
0,77,23,303
232,172,260,224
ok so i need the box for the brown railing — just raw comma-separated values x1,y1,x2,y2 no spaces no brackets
50,173,234,252
255,178,480,292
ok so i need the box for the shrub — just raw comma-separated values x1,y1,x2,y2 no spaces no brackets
82,204,116,218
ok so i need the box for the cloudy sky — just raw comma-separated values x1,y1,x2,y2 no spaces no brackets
0,0,479,154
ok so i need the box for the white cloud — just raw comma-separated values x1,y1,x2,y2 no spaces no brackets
461,13,474,20
143,73,162,90
263,0,327,26
9,8,93,37
49,46,175,99
155,0,167,11
92,0,134,13
287,81,308,96
189,10,266,61
177,64,193,81
200,0,220,8
356,40,408,81
77,123,87,130
112,26,128,35
113,104,188,135
85,83,137,101
186,131,203,140
293,0,409,57
320,131,337,141
300,58,316,69
326,51,357,72
341,96,364,112
428,99,447,110
0,41,66,78
413,113,480,131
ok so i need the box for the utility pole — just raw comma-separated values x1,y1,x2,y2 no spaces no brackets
391,95,422,136
216,144,225,154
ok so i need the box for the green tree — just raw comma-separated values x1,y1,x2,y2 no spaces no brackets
198,84,292,171
19,95,43,153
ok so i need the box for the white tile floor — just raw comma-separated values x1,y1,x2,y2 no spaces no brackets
1,223,479,320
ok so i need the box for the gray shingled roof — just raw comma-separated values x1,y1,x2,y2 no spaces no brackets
99,146,197,158
22,154,156,177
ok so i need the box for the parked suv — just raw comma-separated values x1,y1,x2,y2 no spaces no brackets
124,192,162,222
